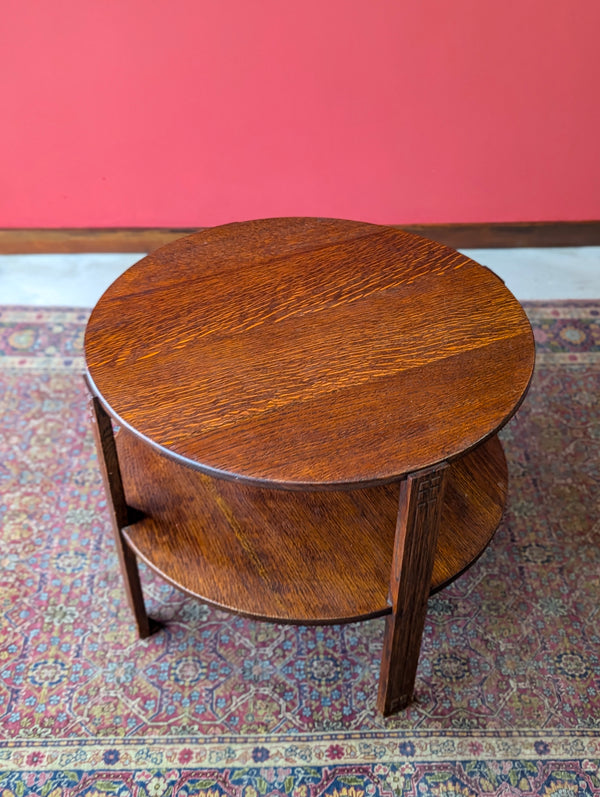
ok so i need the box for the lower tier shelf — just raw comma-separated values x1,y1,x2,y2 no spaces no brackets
117,431,508,625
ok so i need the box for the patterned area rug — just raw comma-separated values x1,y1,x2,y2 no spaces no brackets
0,302,599,795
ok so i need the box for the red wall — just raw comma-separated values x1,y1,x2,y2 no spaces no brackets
2,0,599,227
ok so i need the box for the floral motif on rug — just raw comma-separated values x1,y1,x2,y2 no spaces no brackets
1,737,600,795
0,303,599,793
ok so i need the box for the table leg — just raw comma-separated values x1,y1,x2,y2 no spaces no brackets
377,463,448,715
89,395,158,639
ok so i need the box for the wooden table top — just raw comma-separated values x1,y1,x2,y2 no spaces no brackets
84,217,535,489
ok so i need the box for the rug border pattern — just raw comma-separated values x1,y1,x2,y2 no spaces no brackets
1,731,600,773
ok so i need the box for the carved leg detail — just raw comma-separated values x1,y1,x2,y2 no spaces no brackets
377,463,448,716
89,395,156,639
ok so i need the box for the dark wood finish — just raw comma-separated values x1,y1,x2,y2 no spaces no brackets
378,464,448,715
3,220,600,253
89,396,156,638
116,429,507,624
402,221,600,249
84,217,535,714
85,218,534,489
0,228,198,254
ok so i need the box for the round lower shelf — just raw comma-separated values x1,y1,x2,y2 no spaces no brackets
118,431,507,624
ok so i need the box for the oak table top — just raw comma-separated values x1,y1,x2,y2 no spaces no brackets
85,217,534,489
85,218,537,714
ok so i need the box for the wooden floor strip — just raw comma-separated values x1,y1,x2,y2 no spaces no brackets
1,221,599,253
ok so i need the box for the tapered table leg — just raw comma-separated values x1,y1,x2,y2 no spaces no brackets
89,395,158,638
377,463,448,716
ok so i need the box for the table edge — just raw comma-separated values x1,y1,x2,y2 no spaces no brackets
84,352,534,492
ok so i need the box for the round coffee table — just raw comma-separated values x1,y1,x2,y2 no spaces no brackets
84,217,535,715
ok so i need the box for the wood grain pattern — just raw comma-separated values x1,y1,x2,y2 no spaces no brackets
83,218,533,715
116,429,507,624
85,218,534,489
378,464,448,715
89,396,154,638
3,220,600,252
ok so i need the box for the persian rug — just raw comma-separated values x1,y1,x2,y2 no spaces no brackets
0,302,599,796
